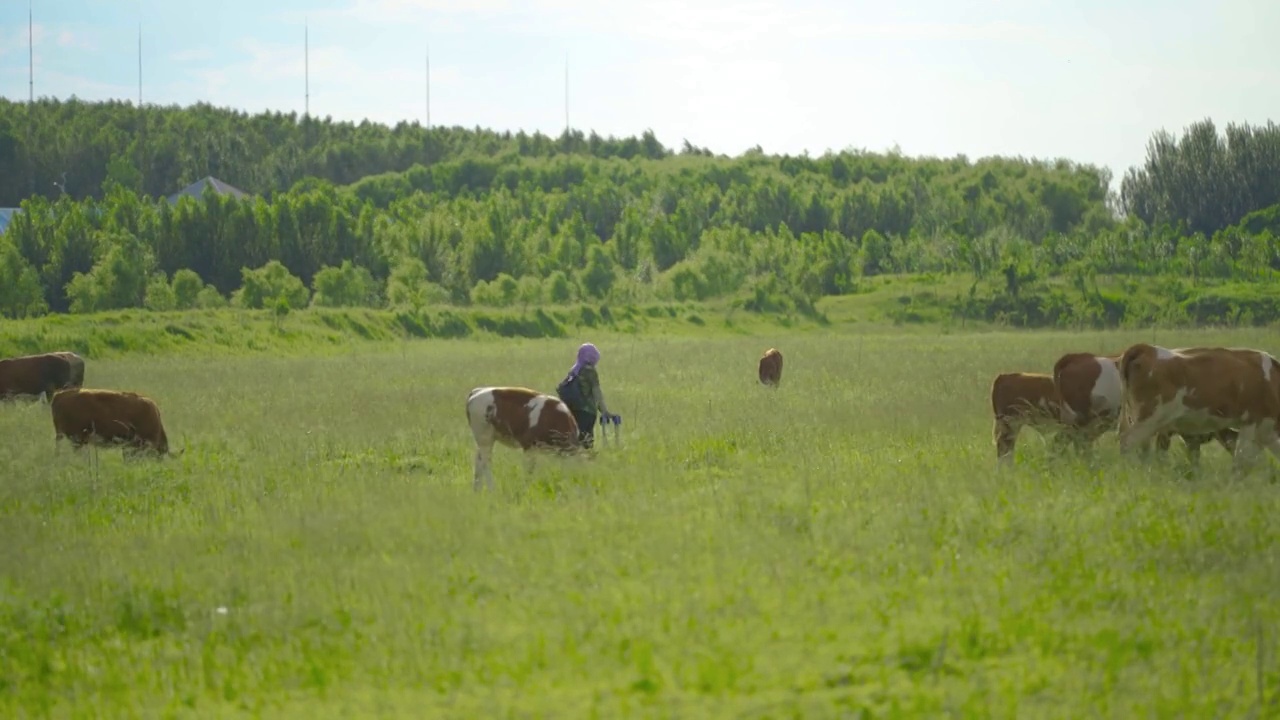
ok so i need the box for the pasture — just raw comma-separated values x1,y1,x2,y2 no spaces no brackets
3,326,1280,717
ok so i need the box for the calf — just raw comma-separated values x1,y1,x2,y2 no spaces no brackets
51,388,179,458
1118,343,1280,475
758,348,783,388
1054,351,1236,463
0,351,86,402
465,386,582,491
991,372,1071,461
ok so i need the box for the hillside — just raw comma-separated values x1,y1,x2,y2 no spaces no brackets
0,99,1278,329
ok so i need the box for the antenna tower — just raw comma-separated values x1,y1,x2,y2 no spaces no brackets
28,0,35,196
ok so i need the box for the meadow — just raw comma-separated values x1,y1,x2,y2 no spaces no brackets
3,320,1280,718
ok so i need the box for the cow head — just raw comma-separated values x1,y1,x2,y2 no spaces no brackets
1119,343,1155,386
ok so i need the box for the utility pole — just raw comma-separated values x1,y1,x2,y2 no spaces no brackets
564,52,570,136
304,19,311,177
425,48,431,130
138,22,146,194
304,20,310,120
28,0,35,198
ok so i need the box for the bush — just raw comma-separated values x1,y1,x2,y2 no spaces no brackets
233,260,310,310
0,237,48,318
65,230,155,314
143,272,177,311
311,261,380,308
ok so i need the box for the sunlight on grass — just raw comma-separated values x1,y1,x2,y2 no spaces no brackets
2,327,1279,716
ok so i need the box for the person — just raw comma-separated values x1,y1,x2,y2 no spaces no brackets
556,342,617,449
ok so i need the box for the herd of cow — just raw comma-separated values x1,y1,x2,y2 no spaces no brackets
4,340,1278,485
991,342,1280,474
0,351,180,458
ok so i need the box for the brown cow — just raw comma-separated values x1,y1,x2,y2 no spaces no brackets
991,371,1072,461
51,388,180,459
758,348,783,388
1118,343,1280,475
465,386,582,490
0,351,86,402
1054,350,1236,463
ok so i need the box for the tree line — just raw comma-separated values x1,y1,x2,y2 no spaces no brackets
0,98,1277,324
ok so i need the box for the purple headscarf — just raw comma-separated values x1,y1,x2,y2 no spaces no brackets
569,342,600,377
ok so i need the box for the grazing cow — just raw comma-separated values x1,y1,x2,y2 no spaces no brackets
1054,351,1236,462
0,351,86,402
1118,343,1280,475
465,386,582,491
758,348,783,388
990,371,1071,461
51,388,179,458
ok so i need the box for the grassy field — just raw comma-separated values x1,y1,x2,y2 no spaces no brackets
3,322,1280,717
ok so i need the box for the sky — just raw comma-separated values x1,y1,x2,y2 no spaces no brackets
0,0,1277,190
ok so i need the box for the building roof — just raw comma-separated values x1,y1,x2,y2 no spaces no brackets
0,208,19,235
1,175,250,233
165,176,250,205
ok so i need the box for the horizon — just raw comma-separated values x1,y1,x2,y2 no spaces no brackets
1,0,1277,192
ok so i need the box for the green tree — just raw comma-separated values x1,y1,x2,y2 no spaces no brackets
311,260,379,308
64,230,155,313
0,236,48,318
233,260,310,310
143,272,177,311
580,244,617,299
171,268,205,309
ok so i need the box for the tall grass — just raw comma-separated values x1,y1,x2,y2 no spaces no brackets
2,328,1279,716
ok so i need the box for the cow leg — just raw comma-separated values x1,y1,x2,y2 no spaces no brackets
1075,420,1113,458
1118,409,1164,456
1256,422,1280,482
473,441,495,492
994,417,1018,463
524,450,538,476
1155,432,1172,453
1230,426,1263,478
1183,435,1205,467
1053,422,1089,458
1217,428,1239,455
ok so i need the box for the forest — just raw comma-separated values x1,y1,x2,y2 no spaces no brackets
1,97,1278,328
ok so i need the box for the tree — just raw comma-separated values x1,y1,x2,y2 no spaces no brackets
580,244,617,299
171,268,205,309
233,260,310,310
64,230,155,313
311,260,378,308
0,236,48,318
143,272,177,311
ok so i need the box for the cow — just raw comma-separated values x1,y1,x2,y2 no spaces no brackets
465,386,583,491
1053,351,1237,463
0,351,86,403
758,348,783,388
1117,343,1280,476
990,371,1073,462
50,388,180,459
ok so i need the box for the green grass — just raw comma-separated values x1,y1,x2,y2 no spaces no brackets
0,301,829,361
3,326,1280,717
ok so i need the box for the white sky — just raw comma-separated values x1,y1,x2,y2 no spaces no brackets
1,0,1277,189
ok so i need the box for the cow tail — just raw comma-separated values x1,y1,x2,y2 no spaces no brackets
1118,345,1143,385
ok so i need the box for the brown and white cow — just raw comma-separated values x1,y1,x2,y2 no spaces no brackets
51,388,180,458
758,348,783,388
465,386,582,491
991,371,1071,461
1054,351,1236,462
1117,343,1280,475
0,351,86,402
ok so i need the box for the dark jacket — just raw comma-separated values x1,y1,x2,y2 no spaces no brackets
574,365,609,417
